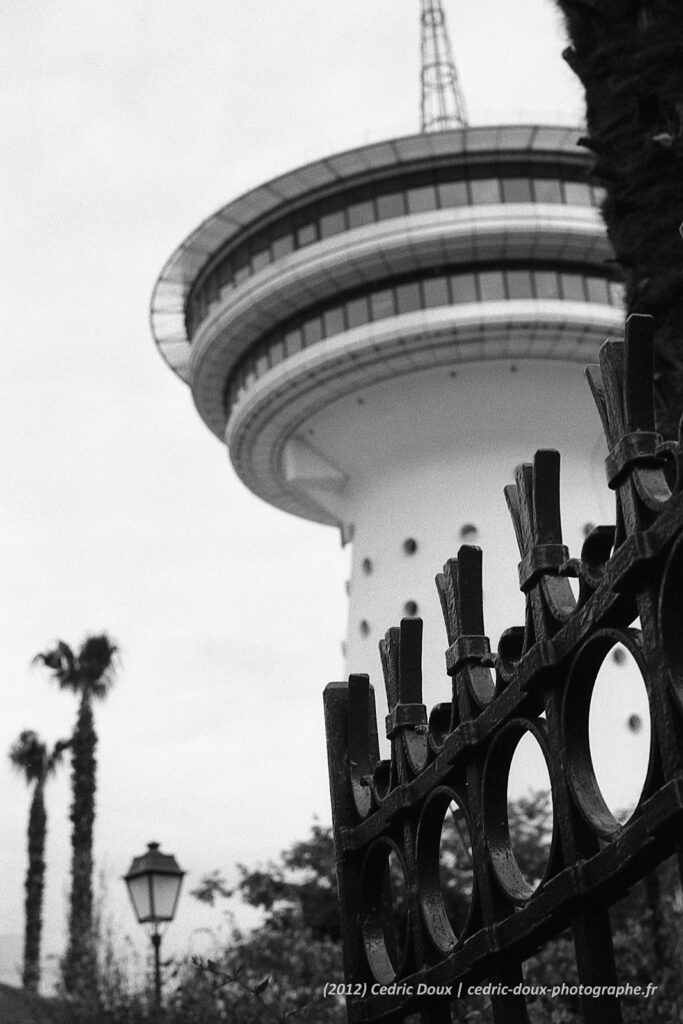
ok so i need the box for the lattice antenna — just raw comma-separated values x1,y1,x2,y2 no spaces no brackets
420,0,468,132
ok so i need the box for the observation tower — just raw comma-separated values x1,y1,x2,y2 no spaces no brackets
150,5,625,713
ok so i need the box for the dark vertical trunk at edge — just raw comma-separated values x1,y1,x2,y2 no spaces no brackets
558,0,683,438
23,782,46,993
62,692,97,996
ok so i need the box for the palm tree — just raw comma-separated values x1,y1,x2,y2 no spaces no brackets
33,634,119,996
555,0,683,438
9,730,69,992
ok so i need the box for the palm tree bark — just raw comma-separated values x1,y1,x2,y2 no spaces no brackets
62,692,98,996
557,0,683,438
23,781,46,993
9,730,66,994
33,634,117,997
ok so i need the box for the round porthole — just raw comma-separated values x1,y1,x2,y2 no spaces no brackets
459,523,478,541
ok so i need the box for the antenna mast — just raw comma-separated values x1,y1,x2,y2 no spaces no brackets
420,0,468,132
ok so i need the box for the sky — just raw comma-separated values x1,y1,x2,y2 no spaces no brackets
0,0,586,992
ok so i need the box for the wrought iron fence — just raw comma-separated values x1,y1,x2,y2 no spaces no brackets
324,314,683,1023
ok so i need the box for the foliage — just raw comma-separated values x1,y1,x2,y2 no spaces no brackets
182,925,345,1023
9,730,69,992
43,795,683,1022
554,0,683,437
52,916,344,1024
223,820,340,942
34,633,119,996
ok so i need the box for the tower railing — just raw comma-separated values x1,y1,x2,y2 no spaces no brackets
324,313,683,1023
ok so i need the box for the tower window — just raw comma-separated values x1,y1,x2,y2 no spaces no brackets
469,178,500,204
407,185,438,214
396,281,421,314
478,270,506,301
297,222,318,247
348,198,375,228
563,181,592,205
506,269,534,299
438,179,469,207
502,177,533,203
376,192,406,220
532,178,563,203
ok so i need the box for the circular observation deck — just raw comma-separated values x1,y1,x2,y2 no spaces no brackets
151,125,623,528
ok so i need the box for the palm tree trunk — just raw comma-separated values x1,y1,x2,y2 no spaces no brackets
557,0,683,438
23,781,46,993
62,692,97,996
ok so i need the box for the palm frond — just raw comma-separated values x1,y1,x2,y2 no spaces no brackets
47,738,72,775
32,634,120,699
77,633,119,699
32,641,78,690
9,731,48,783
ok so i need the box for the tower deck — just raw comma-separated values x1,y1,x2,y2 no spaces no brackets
151,125,626,711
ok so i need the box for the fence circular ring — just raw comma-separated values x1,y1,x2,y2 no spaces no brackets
482,717,555,904
659,533,683,716
428,702,455,752
360,838,410,983
563,626,653,839
416,785,475,954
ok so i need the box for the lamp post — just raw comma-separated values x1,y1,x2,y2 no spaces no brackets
124,842,185,1010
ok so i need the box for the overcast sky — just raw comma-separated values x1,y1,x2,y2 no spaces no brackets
0,0,584,989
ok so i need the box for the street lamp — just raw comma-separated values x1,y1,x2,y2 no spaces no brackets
124,842,185,1009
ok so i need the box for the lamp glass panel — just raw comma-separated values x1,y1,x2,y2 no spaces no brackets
127,875,152,923
151,873,182,921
